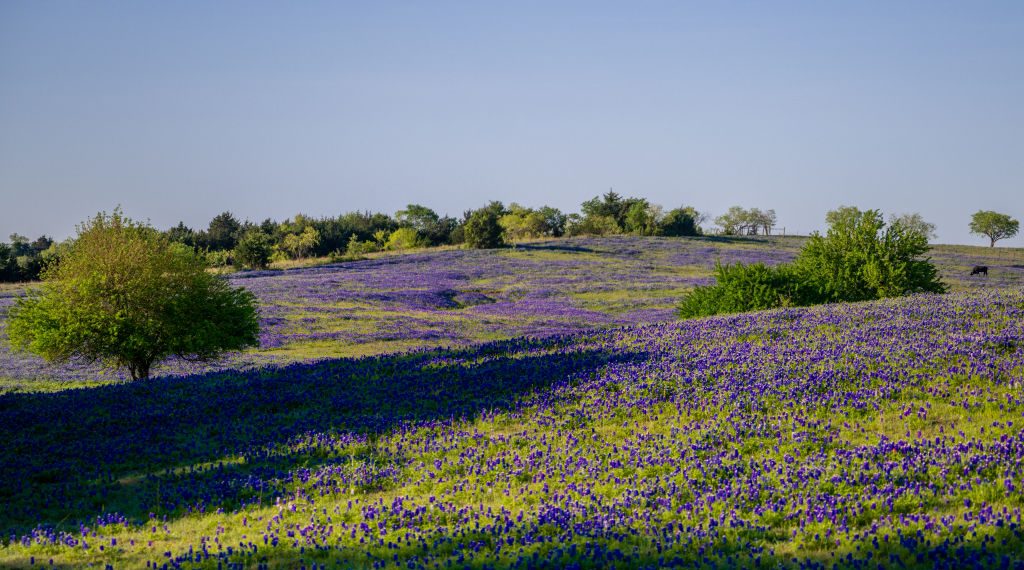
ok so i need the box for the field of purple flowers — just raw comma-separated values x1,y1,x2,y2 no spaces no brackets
1,244,1024,567
1,236,1020,390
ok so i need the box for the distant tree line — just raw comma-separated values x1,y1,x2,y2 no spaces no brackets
0,191,707,279
0,234,58,282
6,191,1015,280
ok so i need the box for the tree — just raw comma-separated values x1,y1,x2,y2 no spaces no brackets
678,207,946,319
796,207,945,302
385,227,424,251
395,204,457,246
624,200,661,236
748,208,777,235
890,212,937,241
715,206,749,235
234,230,273,269
204,211,242,251
660,206,703,237
166,222,196,247
969,210,1019,247
279,225,321,259
464,206,505,249
6,210,259,380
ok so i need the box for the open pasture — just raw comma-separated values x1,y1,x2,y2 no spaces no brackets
2,282,1024,566
1,236,1020,390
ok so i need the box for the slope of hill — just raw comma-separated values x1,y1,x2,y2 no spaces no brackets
1,283,1023,568
1,236,1020,390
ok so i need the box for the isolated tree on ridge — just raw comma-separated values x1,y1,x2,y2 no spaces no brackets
969,210,1019,247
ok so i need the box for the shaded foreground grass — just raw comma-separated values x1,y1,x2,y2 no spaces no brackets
2,288,1024,568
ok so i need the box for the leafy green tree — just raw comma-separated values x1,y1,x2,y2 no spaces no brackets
715,206,751,235
204,211,242,251
580,190,625,222
537,206,567,237
969,210,1019,247
795,207,945,302
624,200,661,236
464,206,505,249
385,227,424,251
678,207,945,319
6,210,259,380
0,243,16,281
890,212,937,240
234,231,273,269
660,206,703,236
166,222,197,247
566,214,620,236
279,226,321,259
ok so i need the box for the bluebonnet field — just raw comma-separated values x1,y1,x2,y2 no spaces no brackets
1,236,1023,568
1,236,1017,387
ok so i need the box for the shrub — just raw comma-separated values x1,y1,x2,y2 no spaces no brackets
678,207,945,319
463,208,505,249
234,231,273,270
385,227,424,251
345,234,382,256
795,208,945,302
677,262,800,318
204,249,232,268
7,210,260,379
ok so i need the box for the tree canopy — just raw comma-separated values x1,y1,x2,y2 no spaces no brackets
678,206,946,318
969,210,1019,247
7,210,260,380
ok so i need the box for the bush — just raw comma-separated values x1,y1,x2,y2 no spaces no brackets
385,227,424,251
464,208,505,249
678,207,945,319
7,210,260,379
204,249,232,268
677,262,800,318
345,234,382,256
795,208,945,302
234,231,273,270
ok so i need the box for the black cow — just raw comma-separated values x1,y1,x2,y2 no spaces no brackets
970,265,988,276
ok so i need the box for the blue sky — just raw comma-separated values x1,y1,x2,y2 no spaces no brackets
1,1,1022,245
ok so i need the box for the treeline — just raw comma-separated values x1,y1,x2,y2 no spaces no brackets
0,234,56,282
0,191,710,279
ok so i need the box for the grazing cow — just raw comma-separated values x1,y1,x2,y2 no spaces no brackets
970,265,988,276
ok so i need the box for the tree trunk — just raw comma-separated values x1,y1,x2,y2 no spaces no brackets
127,359,152,380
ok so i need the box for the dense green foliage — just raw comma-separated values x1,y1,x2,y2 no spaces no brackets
233,230,273,269
7,210,260,379
677,262,801,318
969,209,1019,247
714,205,777,235
463,205,506,249
678,207,946,318
0,234,55,281
796,208,946,302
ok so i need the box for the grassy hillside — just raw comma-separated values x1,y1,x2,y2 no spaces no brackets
1,236,1020,390
1,288,1023,568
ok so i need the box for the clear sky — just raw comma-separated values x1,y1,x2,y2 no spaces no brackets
1,1,1022,245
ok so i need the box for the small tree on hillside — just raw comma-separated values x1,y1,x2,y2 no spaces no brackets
7,210,260,380
969,210,1019,247
890,212,937,240
660,206,704,237
234,230,273,269
796,207,946,302
464,207,505,249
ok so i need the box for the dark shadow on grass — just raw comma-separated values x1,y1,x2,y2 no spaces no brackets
514,243,598,254
0,336,648,536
